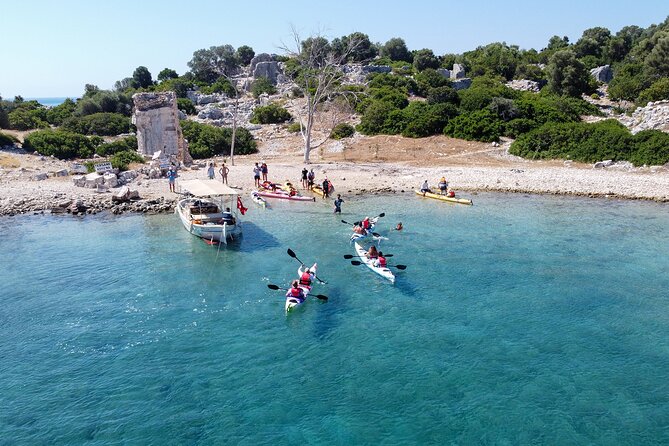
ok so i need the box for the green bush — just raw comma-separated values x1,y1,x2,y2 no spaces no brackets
8,107,49,130
330,123,355,139
509,119,634,163
46,98,76,126
96,136,138,156
370,86,409,109
444,109,503,142
637,77,669,105
23,129,98,159
286,122,301,133
630,130,669,166
0,131,19,146
250,103,291,124
61,112,131,136
154,77,195,98
110,150,144,171
251,77,277,98
75,90,133,116
414,69,451,97
199,77,236,96
177,98,196,115
357,100,398,135
181,120,257,159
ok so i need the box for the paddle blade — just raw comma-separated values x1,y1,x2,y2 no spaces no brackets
267,284,280,290
378,212,385,218
372,232,381,237
343,254,354,259
394,265,407,270
351,260,362,265
314,294,328,301
287,248,296,258
341,220,352,225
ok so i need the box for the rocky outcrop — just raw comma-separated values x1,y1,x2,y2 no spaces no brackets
132,92,191,164
452,78,473,91
617,100,669,134
250,53,275,73
253,61,283,85
186,91,227,105
506,79,542,92
590,65,613,83
451,63,466,79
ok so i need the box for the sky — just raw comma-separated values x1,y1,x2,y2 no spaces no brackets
1,0,667,98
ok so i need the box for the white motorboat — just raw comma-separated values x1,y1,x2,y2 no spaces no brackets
175,179,243,243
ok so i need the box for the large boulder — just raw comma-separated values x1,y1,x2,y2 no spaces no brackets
452,78,472,91
253,61,283,85
250,53,275,73
590,65,613,83
451,63,466,79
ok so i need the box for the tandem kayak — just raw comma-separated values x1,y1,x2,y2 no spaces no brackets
251,191,267,207
286,263,317,313
353,242,395,283
256,190,316,202
350,217,378,241
415,190,473,205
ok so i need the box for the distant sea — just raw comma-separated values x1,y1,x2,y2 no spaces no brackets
25,97,76,107
1,192,669,444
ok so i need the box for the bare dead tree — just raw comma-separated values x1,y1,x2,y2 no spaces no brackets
280,26,363,163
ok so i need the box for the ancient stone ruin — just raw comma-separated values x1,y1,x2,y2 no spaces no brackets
132,92,191,164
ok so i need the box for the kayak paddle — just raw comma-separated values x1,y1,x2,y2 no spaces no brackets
350,260,406,270
286,248,328,284
344,254,393,259
267,283,328,301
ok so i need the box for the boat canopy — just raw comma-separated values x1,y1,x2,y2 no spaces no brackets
179,179,238,197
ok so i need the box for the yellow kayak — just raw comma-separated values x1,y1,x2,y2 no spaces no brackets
415,190,473,205
310,185,325,197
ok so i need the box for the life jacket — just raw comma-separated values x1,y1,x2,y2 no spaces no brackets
290,287,302,297
362,219,370,229
448,190,455,197
377,256,387,267
300,272,312,285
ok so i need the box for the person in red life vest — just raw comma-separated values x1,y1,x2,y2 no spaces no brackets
285,280,305,302
361,217,371,230
374,251,387,268
448,190,455,198
299,268,314,287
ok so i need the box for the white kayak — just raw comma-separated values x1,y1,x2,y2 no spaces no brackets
350,217,379,241
251,191,267,207
353,242,395,283
285,263,317,313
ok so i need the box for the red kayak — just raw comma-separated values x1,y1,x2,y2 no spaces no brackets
255,190,315,202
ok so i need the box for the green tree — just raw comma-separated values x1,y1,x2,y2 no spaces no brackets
132,66,153,89
177,98,196,115
250,103,291,124
444,109,503,142
301,37,332,66
46,98,76,126
413,48,440,72
645,34,669,76
157,68,179,82
23,129,98,159
61,113,131,136
180,120,257,158
414,68,451,97
545,50,592,97
154,77,195,98
607,63,651,101
188,45,239,83
637,77,669,104
463,42,521,80
574,27,611,59
83,84,99,98
380,37,412,63
236,45,255,66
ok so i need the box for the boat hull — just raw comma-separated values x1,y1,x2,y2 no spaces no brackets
353,242,395,283
415,190,473,205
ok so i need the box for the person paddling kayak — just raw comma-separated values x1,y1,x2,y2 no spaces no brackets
374,251,387,268
299,266,315,286
286,280,306,303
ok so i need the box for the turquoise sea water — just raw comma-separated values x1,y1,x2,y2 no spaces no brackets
25,97,74,107
1,192,668,445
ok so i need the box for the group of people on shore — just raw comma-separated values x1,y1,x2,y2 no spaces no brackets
420,176,455,197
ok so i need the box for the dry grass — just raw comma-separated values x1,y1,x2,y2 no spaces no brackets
0,153,21,168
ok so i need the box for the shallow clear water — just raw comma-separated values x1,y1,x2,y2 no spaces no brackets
1,192,668,445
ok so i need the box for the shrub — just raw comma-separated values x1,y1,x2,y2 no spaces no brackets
250,103,291,124
0,131,19,146
199,77,235,96
177,98,196,115
61,113,131,136
251,77,277,98
46,98,76,126
414,69,451,97
401,102,457,138
630,130,669,166
96,136,138,156
330,123,355,139
509,120,634,163
181,120,257,159
8,107,49,130
286,122,301,133
370,86,409,109
23,129,97,159
357,100,398,135
444,109,503,142
110,150,144,171
637,77,669,105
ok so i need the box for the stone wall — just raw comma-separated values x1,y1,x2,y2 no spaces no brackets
132,92,191,164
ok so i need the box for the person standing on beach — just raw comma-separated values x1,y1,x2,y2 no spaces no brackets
307,169,315,189
167,166,177,192
207,163,215,180
322,177,331,199
261,162,268,181
301,167,308,189
219,163,229,184
253,163,261,187
334,194,344,214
